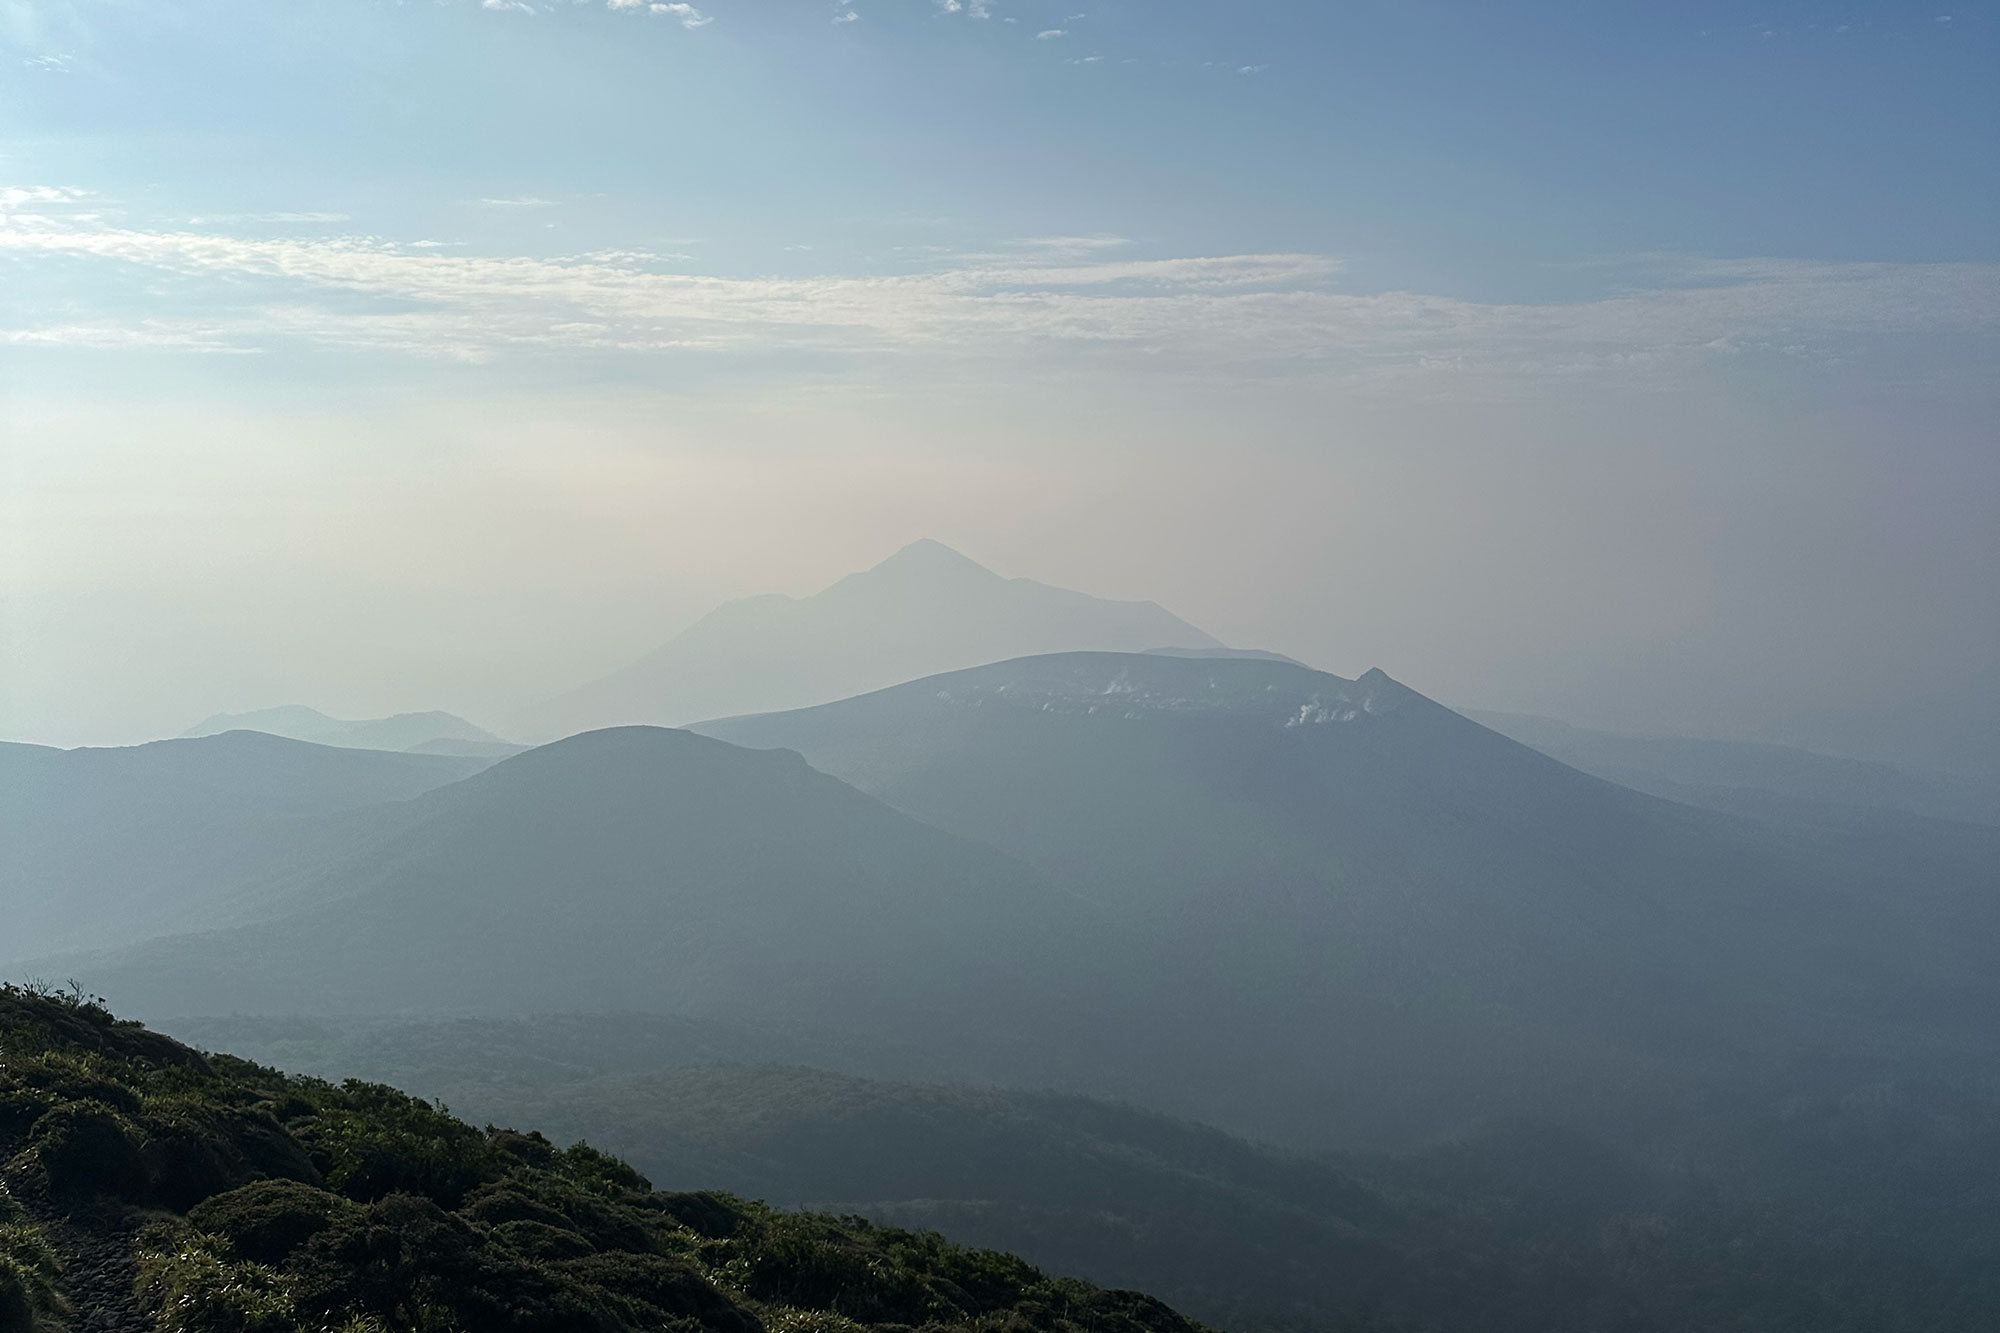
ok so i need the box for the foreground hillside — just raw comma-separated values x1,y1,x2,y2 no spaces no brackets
149,1016,2000,1333
0,986,1209,1333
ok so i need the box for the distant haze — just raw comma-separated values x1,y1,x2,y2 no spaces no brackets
519,538,1221,739
2,3,1994,776
6,10,1998,1330
184,706,508,753
39,653,2000,1149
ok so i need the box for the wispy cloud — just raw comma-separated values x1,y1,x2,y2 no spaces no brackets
0,320,251,352
606,0,713,27
2,194,1994,381
1009,234,1131,257
187,212,353,225
1,186,89,209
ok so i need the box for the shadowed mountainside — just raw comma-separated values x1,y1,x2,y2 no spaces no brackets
44,728,1112,1082
1466,709,1999,827
19,654,2000,1157
701,652,2000,1146
0,733,494,965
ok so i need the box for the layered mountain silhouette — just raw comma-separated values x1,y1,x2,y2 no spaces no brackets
702,652,2000,1145
21,656,2000,1154
0,733,493,965
51,728,1106,1070
183,704,511,753
519,539,1223,740
1467,708,2000,827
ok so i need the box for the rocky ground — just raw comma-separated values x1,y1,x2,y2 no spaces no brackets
44,1213,146,1333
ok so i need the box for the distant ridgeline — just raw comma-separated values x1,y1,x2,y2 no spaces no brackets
518,539,1227,739
0,987,1208,1333
10,645,2000,1331
181,706,519,757
23,652,2000,1152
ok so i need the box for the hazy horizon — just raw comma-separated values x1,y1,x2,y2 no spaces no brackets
5,11,2000,1322
7,528,1995,776
5,2,1996,774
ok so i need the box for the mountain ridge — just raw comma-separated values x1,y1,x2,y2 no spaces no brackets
700,650,2000,1147
519,540,1225,740
1466,707,2000,827
184,705,509,753
0,732,495,965
39,727,1114,1081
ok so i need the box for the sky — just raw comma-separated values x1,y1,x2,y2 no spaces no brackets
1,0,1995,774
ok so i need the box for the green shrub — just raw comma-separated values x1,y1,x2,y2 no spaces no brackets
557,1251,761,1333
2,990,1211,1333
736,1215,894,1311
0,1269,36,1333
487,1129,560,1170
561,1142,651,1195
764,1310,869,1333
0,1090,48,1142
0,1221,67,1333
301,1087,505,1209
136,1235,298,1333
657,1190,745,1240
190,1180,361,1266
286,1192,482,1328
143,1116,255,1211
490,1219,596,1261
27,1100,147,1199
461,1175,656,1253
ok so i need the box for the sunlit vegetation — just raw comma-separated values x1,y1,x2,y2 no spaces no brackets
0,986,1207,1333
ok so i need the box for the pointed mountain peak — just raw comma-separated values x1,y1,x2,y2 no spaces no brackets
863,538,1003,584
1353,668,1426,714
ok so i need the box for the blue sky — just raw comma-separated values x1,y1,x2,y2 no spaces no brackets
2,1,1995,769
10,1,1992,276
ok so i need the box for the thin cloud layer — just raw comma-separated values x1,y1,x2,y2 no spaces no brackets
2,193,1994,377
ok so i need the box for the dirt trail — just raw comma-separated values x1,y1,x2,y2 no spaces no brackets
48,1215,147,1333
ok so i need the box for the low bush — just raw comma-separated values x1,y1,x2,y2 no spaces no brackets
27,1101,148,1200
189,1179,361,1266
0,1220,67,1332
137,1232,299,1333
0,987,1210,1333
